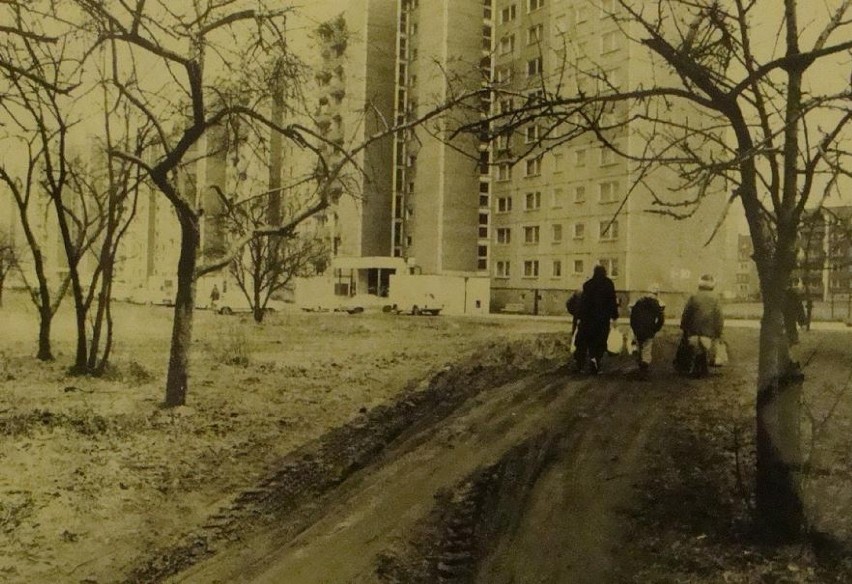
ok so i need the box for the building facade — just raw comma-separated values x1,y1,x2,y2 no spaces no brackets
390,0,492,276
487,0,736,314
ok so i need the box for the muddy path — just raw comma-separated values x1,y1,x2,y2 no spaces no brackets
165,345,670,584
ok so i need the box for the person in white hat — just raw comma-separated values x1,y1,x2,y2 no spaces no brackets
629,284,665,375
678,274,724,377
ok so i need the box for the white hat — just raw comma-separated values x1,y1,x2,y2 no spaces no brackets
698,274,716,290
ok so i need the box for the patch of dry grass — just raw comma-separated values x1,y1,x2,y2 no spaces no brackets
0,292,569,583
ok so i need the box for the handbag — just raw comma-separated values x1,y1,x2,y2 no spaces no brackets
712,339,729,366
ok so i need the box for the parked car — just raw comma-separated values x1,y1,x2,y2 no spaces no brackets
127,285,174,307
215,291,287,315
392,293,444,316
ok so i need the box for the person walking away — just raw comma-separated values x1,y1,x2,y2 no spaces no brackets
630,285,665,375
679,274,724,377
575,265,619,374
210,284,220,311
565,289,583,363
783,278,807,380
566,289,582,337
783,278,807,346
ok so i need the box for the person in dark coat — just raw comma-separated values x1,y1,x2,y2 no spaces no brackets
566,289,582,337
574,265,619,374
629,285,665,374
783,278,807,345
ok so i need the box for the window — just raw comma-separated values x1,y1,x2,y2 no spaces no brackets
524,225,540,244
527,56,543,77
574,5,589,24
573,222,585,239
527,24,543,44
497,66,514,83
599,220,619,240
497,196,513,212
499,34,516,55
552,223,563,242
501,4,517,23
600,147,616,166
573,259,585,274
599,180,618,203
600,0,616,16
525,156,543,176
523,260,540,277
496,260,511,277
497,227,512,243
527,88,545,103
552,151,564,173
528,0,544,12
525,125,540,144
599,257,619,277
498,162,512,181
552,260,562,277
552,187,565,207
495,133,512,151
524,191,542,210
575,148,587,167
601,31,617,54
574,185,586,203
499,98,514,113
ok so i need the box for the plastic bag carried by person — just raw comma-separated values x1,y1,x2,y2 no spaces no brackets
712,339,729,366
607,328,624,355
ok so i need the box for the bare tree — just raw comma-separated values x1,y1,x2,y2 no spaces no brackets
218,188,329,322
72,1,481,407
455,0,852,541
0,228,18,307
0,2,80,360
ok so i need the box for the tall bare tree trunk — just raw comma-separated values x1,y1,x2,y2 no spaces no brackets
37,304,54,361
165,215,200,407
755,280,804,540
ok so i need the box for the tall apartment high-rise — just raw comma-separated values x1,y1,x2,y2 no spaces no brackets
391,0,493,276
488,0,736,313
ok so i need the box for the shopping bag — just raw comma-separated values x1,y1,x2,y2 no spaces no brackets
712,339,729,366
606,327,624,355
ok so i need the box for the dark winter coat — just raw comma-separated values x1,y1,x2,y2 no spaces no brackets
783,288,806,343
680,290,724,338
630,296,665,341
566,291,582,317
580,273,619,324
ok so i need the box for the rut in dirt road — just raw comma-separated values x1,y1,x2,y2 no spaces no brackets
169,355,664,584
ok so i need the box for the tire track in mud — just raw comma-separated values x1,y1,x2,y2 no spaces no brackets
171,354,662,584
127,336,571,583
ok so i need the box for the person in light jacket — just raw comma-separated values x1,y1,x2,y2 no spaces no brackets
679,274,724,377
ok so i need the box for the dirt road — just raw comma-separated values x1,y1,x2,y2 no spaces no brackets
166,349,670,584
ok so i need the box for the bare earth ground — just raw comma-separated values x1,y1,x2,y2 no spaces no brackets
1,292,852,583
